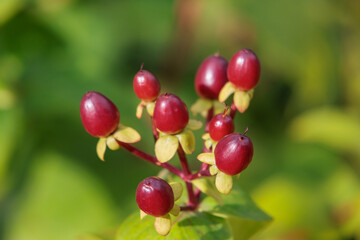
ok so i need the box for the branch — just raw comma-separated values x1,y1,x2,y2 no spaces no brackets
116,140,184,178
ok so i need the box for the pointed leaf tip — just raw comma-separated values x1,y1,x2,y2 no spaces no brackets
136,102,144,119
234,90,251,113
113,124,141,143
197,153,215,165
155,135,179,163
96,137,107,161
219,82,236,103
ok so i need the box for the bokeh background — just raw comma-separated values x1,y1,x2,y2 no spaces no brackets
1,0,360,239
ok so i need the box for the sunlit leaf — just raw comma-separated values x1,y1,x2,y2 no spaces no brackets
176,129,195,154
136,102,143,119
154,214,171,236
233,90,251,113
218,82,236,103
113,124,141,143
96,138,107,161
169,182,183,201
187,119,203,130
215,172,233,195
190,98,212,115
146,102,155,117
197,153,215,165
155,135,179,163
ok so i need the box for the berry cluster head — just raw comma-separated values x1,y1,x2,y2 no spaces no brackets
136,177,174,217
227,49,260,91
133,66,161,102
208,111,235,142
153,93,189,134
214,133,253,175
195,53,228,99
80,91,120,137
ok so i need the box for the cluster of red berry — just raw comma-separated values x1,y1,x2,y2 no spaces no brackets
80,49,260,235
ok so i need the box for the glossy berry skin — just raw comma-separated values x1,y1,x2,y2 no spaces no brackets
227,49,260,91
214,133,253,175
133,70,161,101
208,113,235,141
136,177,174,217
153,93,189,134
80,91,120,137
195,55,228,99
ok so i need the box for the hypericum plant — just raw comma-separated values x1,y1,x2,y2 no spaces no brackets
80,49,272,239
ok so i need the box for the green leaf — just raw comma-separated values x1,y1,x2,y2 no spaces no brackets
155,135,179,163
233,90,251,113
116,211,232,240
176,129,195,154
200,187,272,239
190,98,212,115
192,178,222,205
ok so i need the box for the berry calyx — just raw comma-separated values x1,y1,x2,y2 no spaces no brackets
208,112,235,141
153,93,189,134
214,133,253,175
195,54,228,99
136,177,174,217
133,65,161,101
80,91,120,137
227,49,260,91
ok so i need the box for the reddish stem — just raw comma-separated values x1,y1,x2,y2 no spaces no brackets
152,118,159,141
184,169,211,181
230,101,237,119
177,146,197,208
116,140,184,178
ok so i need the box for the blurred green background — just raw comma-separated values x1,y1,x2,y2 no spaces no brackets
1,0,360,239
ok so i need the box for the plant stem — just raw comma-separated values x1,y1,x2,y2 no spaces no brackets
177,145,197,208
184,169,211,181
151,118,159,141
116,140,184,178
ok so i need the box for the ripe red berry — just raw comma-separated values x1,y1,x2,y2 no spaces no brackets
80,91,120,137
227,49,260,91
208,113,235,141
195,54,228,99
214,133,253,175
133,68,161,101
136,177,174,217
153,93,189,134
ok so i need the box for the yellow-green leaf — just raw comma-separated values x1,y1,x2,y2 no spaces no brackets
170,182,183,201
190,98,212,115
140,210,147,220
176,129,195,154
233,90,251,113
96,137,107,161
106,136,120,150
187,119,203,130
146,102,155,117
219,82,236,103
197,153,215,165
113,124,141,143
169,204,180,216
213,100,226,115
192,178,222,205
136,102,144,119
154,214,171,236
202,133,210,140
209,165,219,175
216,172,233,195
155,135,179,163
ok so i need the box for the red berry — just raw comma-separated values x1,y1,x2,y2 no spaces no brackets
80,91,120,137
153,93,189,134
195,54,228,99
208,113,234,141
227,49,260,90
133,69,161,101
136,177,174,217
214,133,253,175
